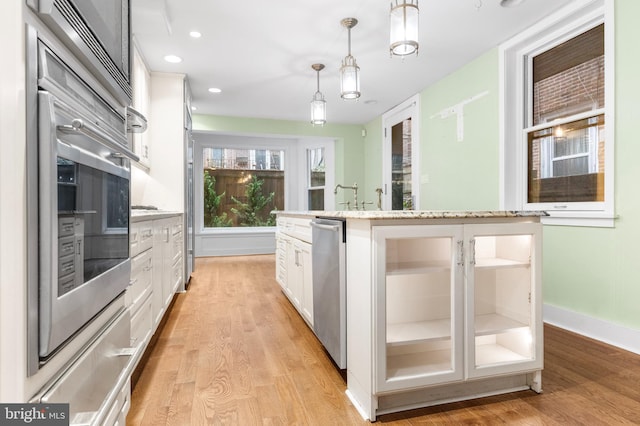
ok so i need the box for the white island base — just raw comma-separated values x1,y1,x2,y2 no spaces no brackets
276,210,545,422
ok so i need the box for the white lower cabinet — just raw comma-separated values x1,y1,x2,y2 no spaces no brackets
129,214,184,362
372,221,542,399
275,217,313,327
151,215,184,329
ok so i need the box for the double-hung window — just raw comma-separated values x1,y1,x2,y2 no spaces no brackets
501,0,613,227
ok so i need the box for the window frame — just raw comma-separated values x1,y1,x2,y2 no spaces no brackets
499,0,614,227
297,138,335,211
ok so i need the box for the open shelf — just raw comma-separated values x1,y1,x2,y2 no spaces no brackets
387,319,451,345
387,349,453,378
474,257,530,269
475,343,531,366
386,260,451,276
475,313,528,336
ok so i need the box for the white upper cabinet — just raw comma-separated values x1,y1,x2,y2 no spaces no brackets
131,44,151,168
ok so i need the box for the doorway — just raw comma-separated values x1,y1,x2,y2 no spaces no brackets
382,95,420,210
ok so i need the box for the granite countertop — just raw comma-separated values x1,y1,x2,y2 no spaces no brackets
131,209,182,221
274,210,548,220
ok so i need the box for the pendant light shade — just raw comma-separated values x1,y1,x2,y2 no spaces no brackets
390,0,419,57
340,18,361,100
310,64,326,126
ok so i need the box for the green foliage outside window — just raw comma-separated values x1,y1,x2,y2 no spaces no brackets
203,171,232,227
230,175,277,226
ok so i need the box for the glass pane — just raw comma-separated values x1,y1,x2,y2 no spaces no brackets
528,114,604,203
385,236,454,380
203,147,284,227
391,119,413,210
473,235,534,368
308,148,325,187
57,156,129,296
308,188,324,210
532,24,604,125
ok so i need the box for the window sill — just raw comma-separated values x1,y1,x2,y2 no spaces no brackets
200,226,276,235
540,212,616,228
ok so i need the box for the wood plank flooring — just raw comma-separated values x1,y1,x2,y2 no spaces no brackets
127,255,640,425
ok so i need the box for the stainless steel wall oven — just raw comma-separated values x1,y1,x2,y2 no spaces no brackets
27,29,138,374
27,0,131,105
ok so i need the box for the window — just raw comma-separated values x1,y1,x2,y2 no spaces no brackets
307,147,325,210
501,0,613,226
526,24,605,207
202,147,284,227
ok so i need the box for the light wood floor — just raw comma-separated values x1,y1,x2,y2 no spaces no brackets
127,255,640,425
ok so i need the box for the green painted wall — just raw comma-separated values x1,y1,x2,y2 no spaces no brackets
192,115,365,206
418,49,500,210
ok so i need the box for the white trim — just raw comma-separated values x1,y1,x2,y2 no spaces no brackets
544,303,640,355
499,0,614,227
381,94,421,210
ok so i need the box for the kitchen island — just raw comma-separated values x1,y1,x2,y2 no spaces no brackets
275,210,545,421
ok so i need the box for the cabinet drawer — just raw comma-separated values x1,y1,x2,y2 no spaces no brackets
58,254,76,278
130,222,153,258
172,231,183,263
130,296,152,351
58,235,76,257
171,256,183,291
58,216,76,237
102,377,131,426
171,220,183,236
278,217,312,243
128,249,153,312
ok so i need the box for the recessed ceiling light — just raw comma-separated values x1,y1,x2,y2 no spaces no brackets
208,87,222,94
164,55,182,63
500,0,526,7
191,106,197,111
189,31,202,38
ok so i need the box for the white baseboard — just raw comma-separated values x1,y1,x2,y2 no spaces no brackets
544,303,640,355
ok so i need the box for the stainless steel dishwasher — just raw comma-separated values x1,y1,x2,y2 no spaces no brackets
310,217,346,369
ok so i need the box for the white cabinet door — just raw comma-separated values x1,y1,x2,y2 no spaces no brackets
298,240,313,326
275,234,287,289
373,225,465,393
284,237,298,307
152,218,171,328
464,222,543,379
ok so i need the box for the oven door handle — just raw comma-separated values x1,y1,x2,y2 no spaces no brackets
58,119,139,162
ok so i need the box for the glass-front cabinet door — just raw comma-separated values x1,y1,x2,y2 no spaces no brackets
465,223,543,379
374,225,464,393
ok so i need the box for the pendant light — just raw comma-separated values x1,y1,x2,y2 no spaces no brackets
340,18,360,100
310,63,327,126
389,0,419,57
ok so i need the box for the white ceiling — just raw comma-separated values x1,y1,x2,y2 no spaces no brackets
131,0,575,125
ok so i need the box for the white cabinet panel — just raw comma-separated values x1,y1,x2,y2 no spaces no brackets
372,221,542,393
373,225,464,392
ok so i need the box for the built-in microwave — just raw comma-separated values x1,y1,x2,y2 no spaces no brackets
27,0,132,105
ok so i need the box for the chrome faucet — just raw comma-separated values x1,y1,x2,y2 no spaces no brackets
334,183,358,209
375,187,383,210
